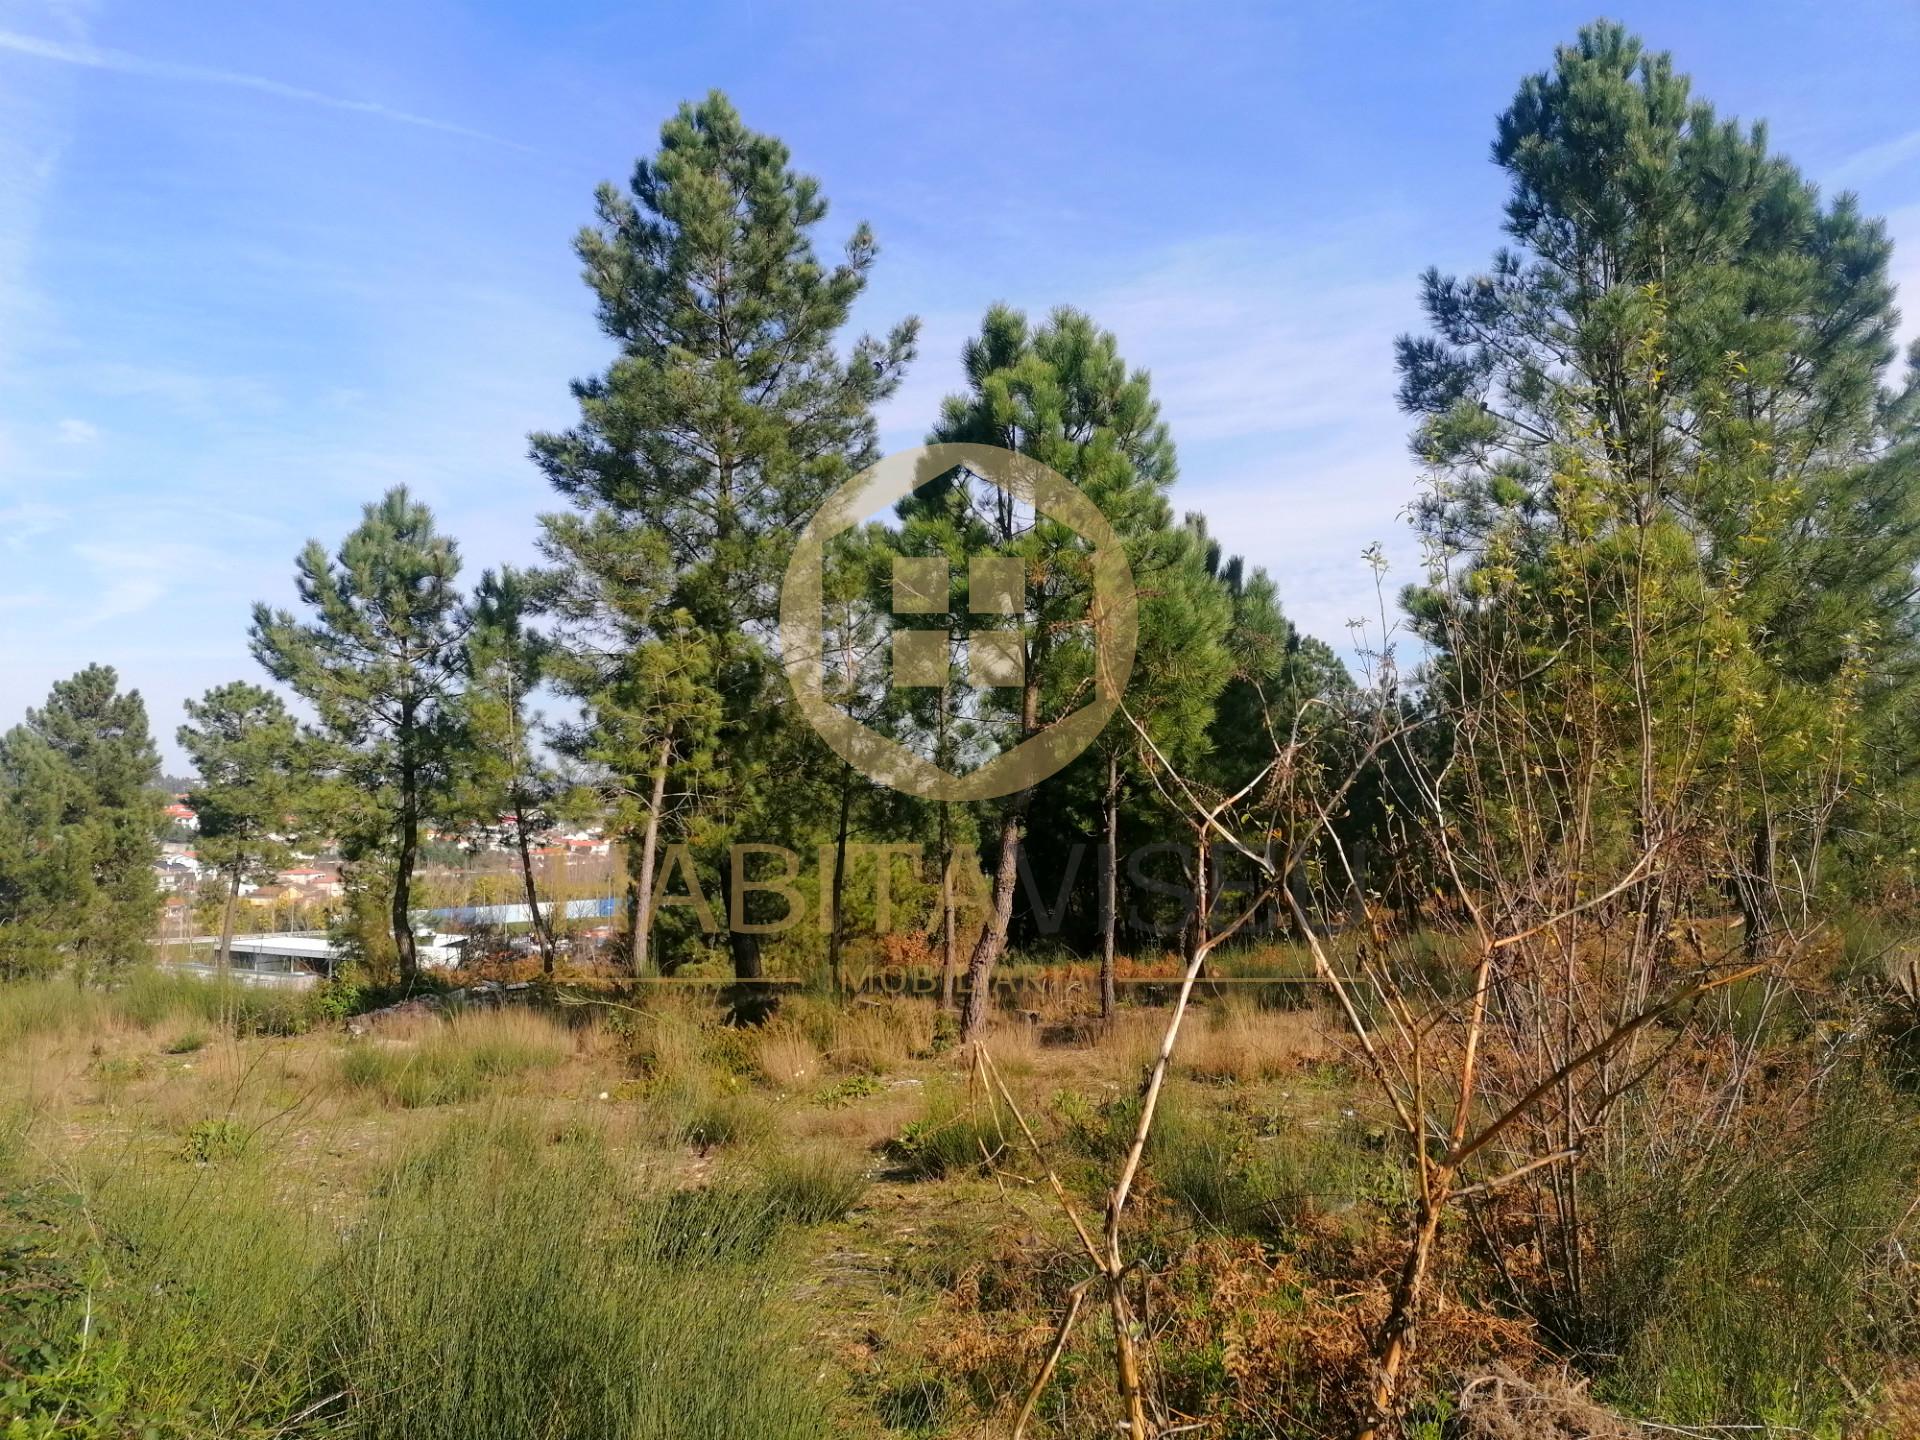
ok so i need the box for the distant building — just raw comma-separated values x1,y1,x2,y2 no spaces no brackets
277,866,344,898
154,850,201,892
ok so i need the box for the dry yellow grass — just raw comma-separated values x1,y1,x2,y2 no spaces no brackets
752,1020,823,1089
981,1018,1043,1075
1179,1000,1335,1085
823,998,939,1073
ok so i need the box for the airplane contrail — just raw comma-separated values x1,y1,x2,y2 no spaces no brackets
0,27,531,151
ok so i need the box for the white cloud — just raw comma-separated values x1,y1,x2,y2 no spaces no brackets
54,416,96,443
1085,238,1407,447
70,538,216,626
0,499,64,548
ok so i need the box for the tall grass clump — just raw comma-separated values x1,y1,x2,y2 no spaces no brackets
1178,995,1332,1085
2,1105,838,1439
0,1134,329,1433
329,1110,834,1440
782,994,939,1074
1588,1063,1920,1429
338,1008,572,1107
0,976,104,1045
753,1146,869,1225
885,1083,1007,1179
112,968,318,1035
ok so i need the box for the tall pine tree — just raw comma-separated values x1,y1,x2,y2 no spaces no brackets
1398,20,1920,945
910,305,1184,1038
534,91,916,977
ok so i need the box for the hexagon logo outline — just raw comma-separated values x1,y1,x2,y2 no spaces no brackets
781,443,1137,801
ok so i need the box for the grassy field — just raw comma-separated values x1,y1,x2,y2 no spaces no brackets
1,963,1915,1438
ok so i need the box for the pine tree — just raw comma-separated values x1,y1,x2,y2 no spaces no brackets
1082,516,1232,1016
0,665,162,977
541,511,722,975
1397,20,1920,945
911,305,1185,1038
455,567,563,972
177,683,307,974
534,91,917,977
251,488,468,982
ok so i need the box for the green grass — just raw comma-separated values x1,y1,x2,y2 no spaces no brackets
0,1105,843,1440
753,1146,870,1225
885,1086,1009,1179
1589,1063,1920,1430
0,976,104,1045
1050,1081,1396,1242
337,1009,572,1107
114,968,322,1035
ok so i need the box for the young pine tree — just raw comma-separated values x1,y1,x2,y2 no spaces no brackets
1083,514,1232,1016
251,488,468,982
0,665,162,977
456,567,563,972
177,683,307,974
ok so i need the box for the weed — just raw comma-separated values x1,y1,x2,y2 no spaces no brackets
814,1072,885,1107
885,1089,1008,1179
181,1117,249,1163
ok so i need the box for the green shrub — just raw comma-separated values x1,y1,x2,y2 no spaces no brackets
814,1072,884,1107
885,1090,1007,1179
181,1116,250,1163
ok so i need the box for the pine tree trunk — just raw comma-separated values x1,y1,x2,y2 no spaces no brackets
218,868,239,978
505,676,555,973
392,736,420,983
960,800,1026,1040
622,842,643,969
722,867,764,979
630,736,670,976
513,804,554,975
828,763,854,993
959,658,1040,1041
1100,753,1119,1021
939,802,957,1010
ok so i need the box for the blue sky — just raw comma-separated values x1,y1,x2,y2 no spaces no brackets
3,1,1918,770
